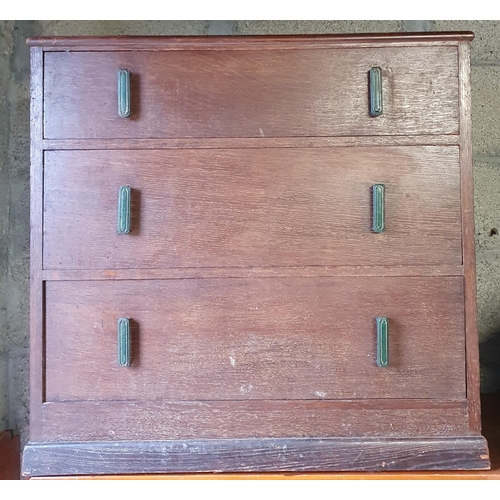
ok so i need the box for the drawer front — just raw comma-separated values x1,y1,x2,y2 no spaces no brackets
43,146,461,269
45,277,466,402
43,47,458,139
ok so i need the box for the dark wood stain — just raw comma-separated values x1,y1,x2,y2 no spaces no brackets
458,41,482,432
41,265,465,282
44,277,465,402
27,33,488,475
26,32,475,50
22,436,490,477
42,135,460,151
43,47,459,139
39,400,471,442
43,147,462,270
27,395,500,479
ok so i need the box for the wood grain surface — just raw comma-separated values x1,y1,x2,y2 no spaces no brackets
22,436,489,476
29,46,44,439
41,265,464,282
42,134,460,151
43,147,462,269
37,400,470,442
43,47,458,139
44,277,465,402
26,32,475,50
458,41,482,432
27,34,484,476
32,393,500,479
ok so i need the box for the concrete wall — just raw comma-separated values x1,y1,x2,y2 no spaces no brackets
1,20,499,450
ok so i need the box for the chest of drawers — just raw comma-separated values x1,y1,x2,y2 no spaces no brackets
22,32,491,476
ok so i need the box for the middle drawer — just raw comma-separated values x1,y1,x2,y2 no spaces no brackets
43,146,461,269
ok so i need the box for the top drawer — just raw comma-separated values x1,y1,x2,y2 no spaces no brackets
43,46,459,139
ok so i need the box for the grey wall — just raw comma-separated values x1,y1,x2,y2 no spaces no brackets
1,20,500,451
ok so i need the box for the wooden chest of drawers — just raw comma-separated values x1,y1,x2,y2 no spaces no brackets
23,32,491,476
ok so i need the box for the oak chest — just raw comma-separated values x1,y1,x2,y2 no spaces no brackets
23,32,491,476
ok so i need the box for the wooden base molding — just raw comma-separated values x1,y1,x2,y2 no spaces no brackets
25,391,500,480
22,436,490,477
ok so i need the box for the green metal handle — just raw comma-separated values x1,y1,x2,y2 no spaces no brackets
369,67,383,117
118,69,131,118
117,185,131,234
376,316,389,368
372,184,385,233
117,318,131,367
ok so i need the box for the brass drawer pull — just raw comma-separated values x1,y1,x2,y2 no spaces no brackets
376,316,389,367
369,67,383,117
372,184,385,233
117,318,131,367
117,185,131,234
118,69,131,118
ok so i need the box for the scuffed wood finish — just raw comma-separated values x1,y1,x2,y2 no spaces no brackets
27,34,487,475
43,147,462,270
30,394,500,479
44,277,465,402
43,47,459,139
459,42,481,432
29,46,44,440
42,265,464,282
22,436,490,477
39,400,470,442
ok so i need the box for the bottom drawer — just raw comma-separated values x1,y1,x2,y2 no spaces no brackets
45,276,465,402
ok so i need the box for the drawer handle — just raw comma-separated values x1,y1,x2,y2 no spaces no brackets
117,318,131,367
376,316,389,368
117,185,131,234
372,184,385,233
118,69,131,118
369,67,383,117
